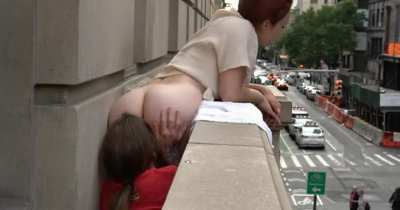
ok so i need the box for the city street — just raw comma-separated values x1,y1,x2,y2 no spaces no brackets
279,86,400,210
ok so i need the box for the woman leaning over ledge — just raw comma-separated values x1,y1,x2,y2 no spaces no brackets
108,0,293,161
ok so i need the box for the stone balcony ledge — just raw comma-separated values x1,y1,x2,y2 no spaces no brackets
163,121,292,210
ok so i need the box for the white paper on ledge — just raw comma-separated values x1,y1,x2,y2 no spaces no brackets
194,101,272,144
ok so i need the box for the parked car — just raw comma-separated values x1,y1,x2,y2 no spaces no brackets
296,81,306,91
252,66,269,84
294,121,325,149
302,85,315,95
256,59,268,69
285,72,296,85
306,87,321,100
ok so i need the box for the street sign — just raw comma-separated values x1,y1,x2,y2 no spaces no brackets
307,171,326,195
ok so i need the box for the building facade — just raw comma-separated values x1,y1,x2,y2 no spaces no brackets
380,0,400,131
341,0,400,131
0,1,223,209
296,0,337,12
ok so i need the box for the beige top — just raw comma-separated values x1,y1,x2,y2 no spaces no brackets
164,9,258,100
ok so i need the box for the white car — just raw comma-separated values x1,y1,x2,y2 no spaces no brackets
296,82,307,91
285,73,296,85
302,85,315,95
306,87,321,100
288,116,313,138
292,106,309,119
294,121,325,149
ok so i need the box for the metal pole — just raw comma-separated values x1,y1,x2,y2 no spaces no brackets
313,194,317,210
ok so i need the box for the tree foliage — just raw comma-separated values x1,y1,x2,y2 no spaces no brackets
277,0,365,68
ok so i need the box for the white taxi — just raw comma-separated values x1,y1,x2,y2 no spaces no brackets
294,121,325,149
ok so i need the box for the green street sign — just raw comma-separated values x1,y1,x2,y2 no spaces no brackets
307,171,326,195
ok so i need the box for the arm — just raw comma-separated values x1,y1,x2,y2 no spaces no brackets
219,67,265,104
219,67,280,123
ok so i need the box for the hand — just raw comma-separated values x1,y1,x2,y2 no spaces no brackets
258,99,281,126
260,87,281,115
150,108,188,147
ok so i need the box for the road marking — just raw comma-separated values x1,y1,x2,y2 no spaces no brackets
315,155,330,167
386,154,400,163
325,138,337,152
364,155,382,166
303,155,316,167
327,154,342,166
291,194,323,207
291,155,302,168
344,158,357,166
281,133,294,155
287,178,306,183
280,156,288,169
374,154,395,166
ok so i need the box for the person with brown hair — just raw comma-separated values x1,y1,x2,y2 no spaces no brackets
108,0,293,157
99,113,177,210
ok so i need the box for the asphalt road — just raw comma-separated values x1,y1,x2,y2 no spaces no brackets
279,86,400,210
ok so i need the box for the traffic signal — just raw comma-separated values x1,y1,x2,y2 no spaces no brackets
334,80,343,96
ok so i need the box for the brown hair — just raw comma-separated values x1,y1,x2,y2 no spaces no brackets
238,0,293,26
100,113,167,210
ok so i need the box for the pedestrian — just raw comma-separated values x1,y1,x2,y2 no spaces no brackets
389,187,400,210
358,190,371,210
99,114,177,210
350,185,359,210
108,0,293,160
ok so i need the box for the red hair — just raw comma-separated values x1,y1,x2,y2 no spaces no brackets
238,0,293,25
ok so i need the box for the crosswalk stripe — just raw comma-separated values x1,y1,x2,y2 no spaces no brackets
387,154,400,163
291,155,302,168
364,155,382,166
374,154,395,166
280,156,288,169
315,155,330,167
344,158,356,166
327,154,342,166
303,155,316,167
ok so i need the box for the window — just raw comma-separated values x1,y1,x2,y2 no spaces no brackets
311,0,318,4
371,11,375,27
369,38,383,58
324,0,328,4
377,9,380,27
369,9,373,27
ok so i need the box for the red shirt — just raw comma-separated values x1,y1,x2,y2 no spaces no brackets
100,166,177,210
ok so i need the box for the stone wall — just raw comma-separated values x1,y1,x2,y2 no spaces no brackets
0,1,215,210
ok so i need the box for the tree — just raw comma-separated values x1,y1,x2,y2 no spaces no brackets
277,0,365,68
